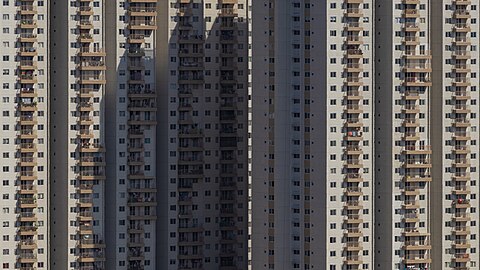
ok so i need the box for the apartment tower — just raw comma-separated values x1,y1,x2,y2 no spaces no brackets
104,0,159,269
50,0,107,269
431,0,480,269
157,0,249,269
251,1,374,269
375,0,433,269
0,0,49,269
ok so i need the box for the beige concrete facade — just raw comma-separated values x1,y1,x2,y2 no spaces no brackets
431,0,480,269
250,1,374,269
50,0,106,269
156,1,250,270
0,0,49,269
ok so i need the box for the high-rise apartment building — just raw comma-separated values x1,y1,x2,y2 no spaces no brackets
157,1,249,269
375,0,434,269
3,1,480,270
251,1,374,269
104,0,159,269
50,0,107,269
431,0,480,269
0,0,49,269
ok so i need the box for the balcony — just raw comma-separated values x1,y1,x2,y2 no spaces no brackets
452,199,470,208
402,36,419,45
402,90,420,100
127,196,156,207
17,225,38,236
453,172,470,182
18,33,37,42
77,60,106,71
178,34,203,44
453,239,471,249
77,184,94,194
18,143,36,153
403,9,420,18
77,102,93,111
345,8,363,17
77,211,94,221
78,129,94,139
403,22,420,32
402,228,429,237
453,213,471,222
453,77,471,87
128,34,146,43
345,49,363,58
17,184,37,195
77,20,93,29
402,118,419,127
344,200,363,210
402,200,420,209
77,33,94,43
128,20,157,30
344,62,363,73
345,173,363,183
344,227,363,237
79,143,104,153
402,145,431,155
344,22,363,31
77,171,106,181
453,10,471,19
343,255,362,265
18,198,37,208
452,158,470,168
453,132,471,141
17,253,37,263
18,129,37,139
344,77,363,86
18,74,37,84
128,7,157,16
77,252,106,263
18,5,37,15
18,60,37,70
127,238,145,247
403,240,431,251
345,35,363,45
403,158,431,169
17,212,37,222
78,241,106,252
453,0,471,4
18,171,37,181
403,77,432,87
454,23,471,32
77,75,106,84
78,6,94,16
453,90,471,100
18,19,37,29
403,212,420,223
77,197,94,207
344,187,363,196
18,88,36,98
18,239,37,249
453,226,470,235
78,48,106,57
453,117,471,128
344,214,363,224
78,116,94,125
402,132,420,141
452,253,470,263
18,156,37,166
403,255,431,264
218,8,238,17
453,36,471,46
